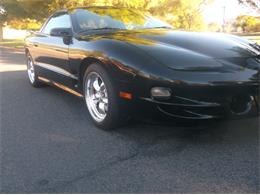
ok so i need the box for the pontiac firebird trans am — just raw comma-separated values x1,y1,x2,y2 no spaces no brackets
25,6,260,129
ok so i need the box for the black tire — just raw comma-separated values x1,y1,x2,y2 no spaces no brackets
26,52,43,88
83,63,127,130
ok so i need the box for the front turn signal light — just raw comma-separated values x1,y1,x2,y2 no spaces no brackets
119,92,132,100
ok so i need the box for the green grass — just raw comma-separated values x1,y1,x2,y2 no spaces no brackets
241,35,260,44
0,39,24,49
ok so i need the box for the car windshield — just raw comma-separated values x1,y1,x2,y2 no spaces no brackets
71,7,172,33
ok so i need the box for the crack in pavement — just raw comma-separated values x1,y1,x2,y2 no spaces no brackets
35,128,194,193
34,126,219,193
36,150,139,193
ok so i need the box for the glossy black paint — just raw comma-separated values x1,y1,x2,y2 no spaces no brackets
25,7,260,120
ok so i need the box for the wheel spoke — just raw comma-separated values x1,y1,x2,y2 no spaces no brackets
102,97,108,104
93,78,100,91
98,102,106,114
92,97,99,104
104,102,108,112
94,93,101,99
100,82,105,92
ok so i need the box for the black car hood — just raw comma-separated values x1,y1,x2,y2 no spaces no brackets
81,29,260,72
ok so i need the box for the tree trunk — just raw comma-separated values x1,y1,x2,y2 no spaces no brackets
0,23,3,41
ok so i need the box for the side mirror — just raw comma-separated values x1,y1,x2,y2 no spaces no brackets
50,28,72,37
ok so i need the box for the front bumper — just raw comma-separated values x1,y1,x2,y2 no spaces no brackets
134,84,260,120
138,95,259,120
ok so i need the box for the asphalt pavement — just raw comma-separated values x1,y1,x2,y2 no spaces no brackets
0,47,259,193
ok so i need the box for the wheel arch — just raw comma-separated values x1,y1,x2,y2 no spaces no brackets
78,57,108,90
25,48,29,55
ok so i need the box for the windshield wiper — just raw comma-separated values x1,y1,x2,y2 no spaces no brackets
144,26,172,29
77,27,123,34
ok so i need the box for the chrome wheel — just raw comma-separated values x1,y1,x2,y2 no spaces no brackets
27,56,35,83
85,72,108,122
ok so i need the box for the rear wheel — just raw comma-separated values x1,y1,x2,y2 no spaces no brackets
26,53,43,87
83,63,127,130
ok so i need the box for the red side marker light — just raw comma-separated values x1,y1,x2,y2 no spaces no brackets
119,92,132,100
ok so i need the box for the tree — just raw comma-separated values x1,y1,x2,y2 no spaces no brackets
0,0,51,40
47,0,211,31
0,5,6,41
0,0,213,41
234,15,260,32
238,0,260,13
150,0,212,31
208,22,221,32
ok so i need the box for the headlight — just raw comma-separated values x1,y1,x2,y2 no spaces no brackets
151,87,171,100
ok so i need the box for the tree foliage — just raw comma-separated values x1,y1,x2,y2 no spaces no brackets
0,0,213,31
2,0,260,33
234,15,260,32
0,0,51,30
8,18,42,30
208,22,221,32
0,0,51,21
150,0,212,31
238,0,260,13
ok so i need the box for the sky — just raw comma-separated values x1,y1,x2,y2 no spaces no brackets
202,0,259,24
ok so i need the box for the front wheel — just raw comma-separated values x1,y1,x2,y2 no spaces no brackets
83,63,127,130
26,53,43,87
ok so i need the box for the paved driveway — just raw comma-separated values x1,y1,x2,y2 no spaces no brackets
0,47,259,193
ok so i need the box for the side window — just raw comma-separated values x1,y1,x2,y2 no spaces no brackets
42,13,71,34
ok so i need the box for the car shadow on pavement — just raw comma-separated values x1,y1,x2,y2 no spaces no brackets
1,67,258,152
111,114,259,159
1,67,259,193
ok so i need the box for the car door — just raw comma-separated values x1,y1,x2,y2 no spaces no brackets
31,12,74,84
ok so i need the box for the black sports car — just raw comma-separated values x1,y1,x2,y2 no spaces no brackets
25,6,260,129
